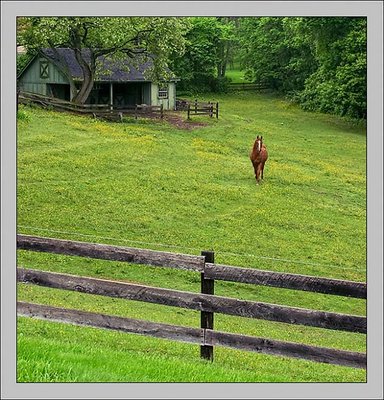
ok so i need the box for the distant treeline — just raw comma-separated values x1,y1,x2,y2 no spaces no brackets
170,17,366,120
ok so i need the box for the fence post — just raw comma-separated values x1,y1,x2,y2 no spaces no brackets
209,101,213,118
216,102,219,119
200,250,215,361
187,104,191,120
194,99,197,114
160,104,164,119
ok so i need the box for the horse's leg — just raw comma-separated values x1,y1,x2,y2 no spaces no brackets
261,162,265,179
256,164,262,184
252,161,258,181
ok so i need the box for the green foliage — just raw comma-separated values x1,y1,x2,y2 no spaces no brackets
237,17,367,120
298,18,367,119
17,52,34,76
17,109,30,122
238,17,317,93
171,17,237,93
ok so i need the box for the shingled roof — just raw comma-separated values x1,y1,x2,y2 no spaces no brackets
39,48,176,82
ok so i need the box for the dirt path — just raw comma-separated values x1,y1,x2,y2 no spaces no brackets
162,112,208,130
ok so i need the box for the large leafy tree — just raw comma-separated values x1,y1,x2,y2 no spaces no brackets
238,16,367,119
238,17,317,93
18,17,189,104
170,17,237,93
297,17,367,119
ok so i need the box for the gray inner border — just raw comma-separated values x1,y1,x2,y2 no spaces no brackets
1,1,383,399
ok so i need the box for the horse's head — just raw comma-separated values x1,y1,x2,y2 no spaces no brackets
255,135,263,152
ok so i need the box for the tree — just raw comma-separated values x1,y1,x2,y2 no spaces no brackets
238,17,317,93
237,16,367,119
297,17,367,119
18,17,189,104
170,17,237,93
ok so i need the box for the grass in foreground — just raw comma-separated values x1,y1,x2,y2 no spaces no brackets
17,318,366,383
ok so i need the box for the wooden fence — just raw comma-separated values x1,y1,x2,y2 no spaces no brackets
16,234,367,369
176,99,219,119
18,91,163,121
229,82,270,91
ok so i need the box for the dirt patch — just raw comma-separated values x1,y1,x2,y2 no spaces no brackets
162,112,209,130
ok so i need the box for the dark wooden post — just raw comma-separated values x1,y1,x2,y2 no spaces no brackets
160,104,164,119
200,250,215,361
216,102,219,119
194,99,197,114
109,83,114,111
187,104,191,120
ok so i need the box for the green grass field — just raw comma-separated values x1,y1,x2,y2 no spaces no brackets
225,65,253,83
17,92,367,382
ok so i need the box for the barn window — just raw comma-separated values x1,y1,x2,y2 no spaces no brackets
158,85,168,99
40,60,49,79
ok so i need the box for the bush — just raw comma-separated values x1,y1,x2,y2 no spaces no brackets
17,109,30,122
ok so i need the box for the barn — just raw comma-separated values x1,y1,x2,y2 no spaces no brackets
17,48,179,110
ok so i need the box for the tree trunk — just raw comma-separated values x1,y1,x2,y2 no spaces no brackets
72,48,95,104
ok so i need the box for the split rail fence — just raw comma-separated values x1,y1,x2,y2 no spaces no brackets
228,82,270,91
18,91,164,121
17,234,367,369
176,99,219,119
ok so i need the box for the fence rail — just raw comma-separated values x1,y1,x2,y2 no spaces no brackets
18,91,163,121
176,99,219,119
228,82,270,91
17,267,366,333
17,234,367,369
17,235,366,298
17,302,366,369
17,234,205,271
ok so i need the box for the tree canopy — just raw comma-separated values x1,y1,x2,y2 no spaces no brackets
170,17,237,93
237,17,366,119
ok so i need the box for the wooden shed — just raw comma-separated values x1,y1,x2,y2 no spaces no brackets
17,48,179,110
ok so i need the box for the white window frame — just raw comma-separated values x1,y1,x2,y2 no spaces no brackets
158,85,168,99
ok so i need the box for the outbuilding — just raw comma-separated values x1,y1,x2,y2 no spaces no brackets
17,48,178,110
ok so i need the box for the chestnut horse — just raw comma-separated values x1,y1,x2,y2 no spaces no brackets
250,135,268,183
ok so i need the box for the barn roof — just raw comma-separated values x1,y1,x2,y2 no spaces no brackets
20,48,178,82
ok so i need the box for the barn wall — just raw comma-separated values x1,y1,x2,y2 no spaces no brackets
168,83,177,110
18,57,69,96
150,82,176,110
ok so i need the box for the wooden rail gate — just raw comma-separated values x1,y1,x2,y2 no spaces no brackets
17,235,367,369
185,100,219,119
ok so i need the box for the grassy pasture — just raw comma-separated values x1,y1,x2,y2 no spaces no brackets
225,65,253,83
17,92,366,382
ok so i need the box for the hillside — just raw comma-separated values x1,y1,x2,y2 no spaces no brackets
17,92,367,382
